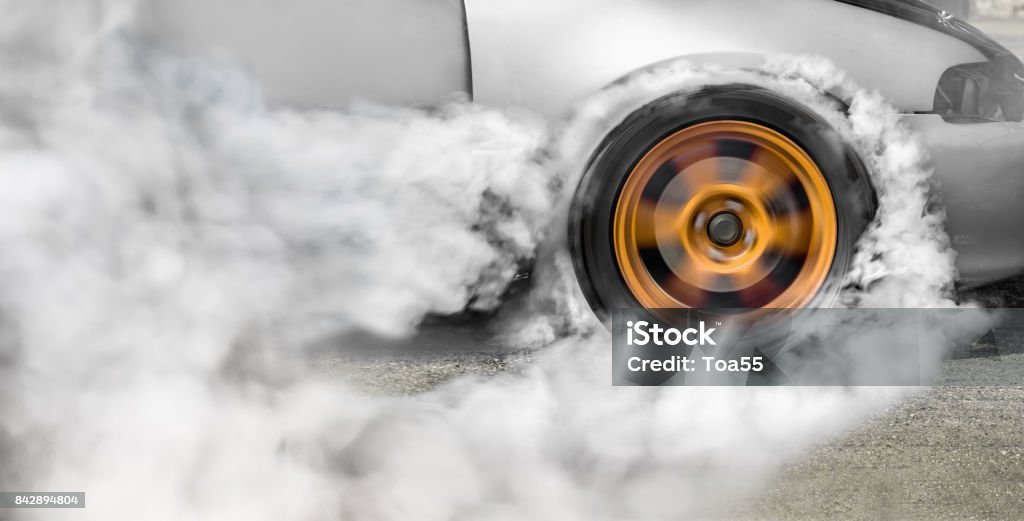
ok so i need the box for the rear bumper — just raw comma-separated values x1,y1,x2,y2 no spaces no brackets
903,114,1024,287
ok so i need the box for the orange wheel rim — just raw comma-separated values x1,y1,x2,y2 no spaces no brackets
613,120,837,310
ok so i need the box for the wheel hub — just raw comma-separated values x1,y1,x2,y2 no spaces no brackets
707,211,742,247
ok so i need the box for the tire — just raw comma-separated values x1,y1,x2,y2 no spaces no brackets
569,85,875,320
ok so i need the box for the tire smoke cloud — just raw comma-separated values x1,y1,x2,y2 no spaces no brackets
0,2,991,520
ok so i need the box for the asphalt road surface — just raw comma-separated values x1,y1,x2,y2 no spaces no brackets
312,18,1024,521
739,334,1024,520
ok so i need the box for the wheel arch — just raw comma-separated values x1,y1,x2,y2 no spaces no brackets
567,84,877,318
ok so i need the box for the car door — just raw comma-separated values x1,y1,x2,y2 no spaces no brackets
144,0,471,109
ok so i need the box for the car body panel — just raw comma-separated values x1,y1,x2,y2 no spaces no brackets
464,0,984,116
904,114,1024,287
143,0,470,109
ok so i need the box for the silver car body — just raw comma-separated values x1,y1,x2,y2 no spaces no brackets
148,0,1024,287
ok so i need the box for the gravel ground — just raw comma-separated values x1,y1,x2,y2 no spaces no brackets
740,386,1024,521
310,346,535,396
310,320,536,395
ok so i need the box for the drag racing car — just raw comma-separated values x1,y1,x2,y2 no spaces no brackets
149,0,1024,316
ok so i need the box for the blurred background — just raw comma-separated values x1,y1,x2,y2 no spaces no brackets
930,0,1024,57
921,1,1024,57
930,0,1022,20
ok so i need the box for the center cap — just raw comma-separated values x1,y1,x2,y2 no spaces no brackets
707,211,742,247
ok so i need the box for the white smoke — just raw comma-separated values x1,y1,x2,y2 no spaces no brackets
0,2,991,521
